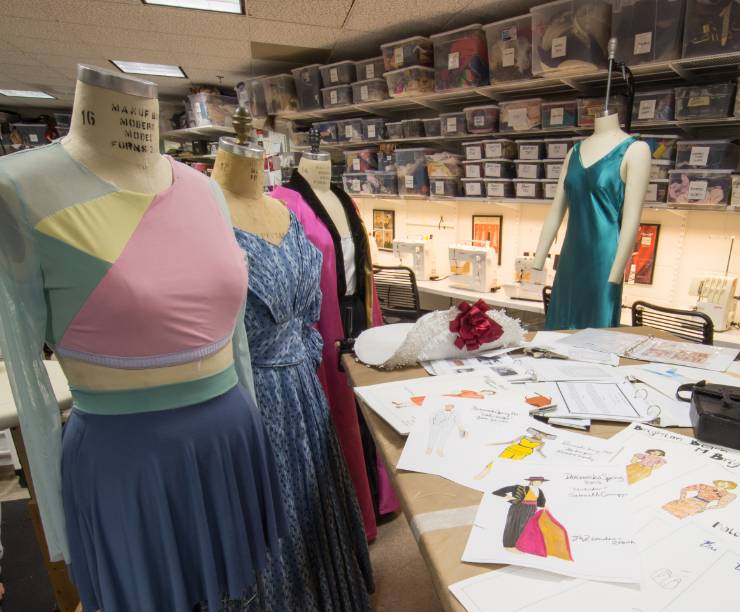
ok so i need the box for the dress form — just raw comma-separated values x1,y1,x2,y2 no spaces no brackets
533,112,651,283
61,64,171,194
211,107,290,245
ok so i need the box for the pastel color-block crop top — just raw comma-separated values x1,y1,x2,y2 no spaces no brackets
0,142,256,562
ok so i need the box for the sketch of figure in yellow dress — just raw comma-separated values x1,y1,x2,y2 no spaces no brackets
474,428,557,480
426,403,468,457
662,480,737,519
626,449,667,485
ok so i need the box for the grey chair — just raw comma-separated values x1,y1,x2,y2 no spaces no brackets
373,265,425,323
631,300,714,345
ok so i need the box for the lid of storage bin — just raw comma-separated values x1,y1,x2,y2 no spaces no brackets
483,14,531,29
439,112,466,118
543,137,575,142
321,84,352,91
651,160,674,165
395,147,435,152
262,73,293,81
401,118,423,123
11,122,46,127
544,159,565,163
512,178,545,182
514,160,544,164
380,36,431,48
542,99,577,106
480,138,515,143
461,178,485,182
635,89,675,95
649,179,670,183
344,147,378,154
517,139,545,144
367,170,396,176
356,56,383,65
322,60,355,69
386,121,403,125
676,139,733,145
542,179,558,183
484,178,514,182
462,160,484,164
426,152,463,160
343,172,368,177
480,158,515,163
353,78,387,85
422,118,441,123
382,65,435,76
501,97,544,104
464,104,500,111
639,134,680,139
291,64,321,73
668,169,733,175
430,24,485,38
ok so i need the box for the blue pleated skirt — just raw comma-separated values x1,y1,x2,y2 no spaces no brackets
61,384,286,612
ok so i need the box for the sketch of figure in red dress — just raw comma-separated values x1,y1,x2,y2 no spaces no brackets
662,480,737,519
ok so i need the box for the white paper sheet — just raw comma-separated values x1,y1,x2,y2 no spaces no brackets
554,380,656,422
461,463,639,583
527,331,619,366
516,357,620,383
619,362,740,402
420,351,527,379
398,400,619,492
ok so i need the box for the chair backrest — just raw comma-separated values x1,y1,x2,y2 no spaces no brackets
542,285,552,315
631,300,714,345
373,265,422,323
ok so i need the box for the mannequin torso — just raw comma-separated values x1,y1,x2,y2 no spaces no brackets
212,147,290,245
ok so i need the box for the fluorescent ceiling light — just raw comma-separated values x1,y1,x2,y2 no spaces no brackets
110,61,187,78
0,89,55,99
141,0,244,13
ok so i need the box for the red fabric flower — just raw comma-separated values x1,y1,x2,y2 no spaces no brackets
449,299,503,351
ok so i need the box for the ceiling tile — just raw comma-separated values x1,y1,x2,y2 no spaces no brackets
441,0,539,29
330,30,390,62
247,0,353,28
249,19,339,49
343,0,469,33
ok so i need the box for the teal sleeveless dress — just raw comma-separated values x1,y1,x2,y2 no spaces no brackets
545,137,636,330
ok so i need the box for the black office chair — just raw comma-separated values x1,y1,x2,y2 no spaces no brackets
631,300,714,345
373,265,425,323
542,285,552,315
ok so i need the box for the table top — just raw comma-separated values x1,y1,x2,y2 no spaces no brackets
343,326,694,612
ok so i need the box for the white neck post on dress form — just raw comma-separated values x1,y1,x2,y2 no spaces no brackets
593,112,623,136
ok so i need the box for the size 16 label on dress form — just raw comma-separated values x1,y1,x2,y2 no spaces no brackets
551,36,567,59
502,48,516,67
448,52,460,70
689,146,710,166
549,107,564,126
634,32,652,55
638,100,656,120
688,180,708,201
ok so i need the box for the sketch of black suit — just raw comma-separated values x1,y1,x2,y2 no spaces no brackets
493,482,546,548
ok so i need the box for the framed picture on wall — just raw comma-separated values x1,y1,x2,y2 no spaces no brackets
472,215,503,264
624,223,660,285
373,209,395,251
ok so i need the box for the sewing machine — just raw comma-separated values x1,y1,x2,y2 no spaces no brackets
392,237,436,281
689,275,738,331
448,241,498,293
503,256,549,301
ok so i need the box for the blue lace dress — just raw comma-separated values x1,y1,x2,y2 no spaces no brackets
234,214,373,611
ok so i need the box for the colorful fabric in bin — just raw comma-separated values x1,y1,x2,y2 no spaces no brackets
435,37,489,90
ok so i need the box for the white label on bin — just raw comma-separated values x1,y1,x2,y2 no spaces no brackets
29,133,39,143
405,175,415,189
638,99,657,120
548,143,568,158
351,179,361,192
474,115,485,127
367,124,376,138
645,183,658,201
360,85,369,101
434,180,445,195
466,182,482,196
519,144,539,160
446,117,457,132
485,142,502,158
545,183,558,199
508,107,529,131
517,182,535,198
688,95,709,108
502,48,516,67
488,182,504,197
394,47,404,65
518,163,538,179
352,158,361,171
366,64,375,79
546,163,563,179
448,52,460,70
330,67,339,82
551,36,567,59
330,90,338,105
345,125,353,138
484,162,501,177
634,32,652,56
688,180,708,201
689,146,710,166
466,164,481,178
549,107,564,126
467,145,482,160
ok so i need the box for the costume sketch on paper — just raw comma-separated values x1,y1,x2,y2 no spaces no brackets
493,477,573,561
426,403,468,457
662,480,737,519
475,427,557,480
627,449,667,485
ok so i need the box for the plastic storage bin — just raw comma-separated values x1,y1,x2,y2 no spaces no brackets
640,134,680,160
463,161,484,178
514,160,544,179
244,77,267,117
261,75,298,114
650,160,674,179
675,140,740,170
464,104,500,134
483,159,516,178
336,118,364,143
462,178,486,197
541,99,578,128
366,171,398,195
384,65,435,98
440,112,467,136
291,64,323,111
352,78,388,103
423,118,442,137
544,160,564,179
683,0,740,58
386,121,404,139
544,180,559,199
321,84,353,108
464,141,484,160
612,0,686,65
732,175,740,207
11,123,47,146
430,177,461,197
188,93,238,127
736,77,740,117
545,137,573,159
355,57,385,81
402,119,424,138
484,15,533,83
487,179,516,198
430,24,489,91
531,0,612,75
674,83,736,120
320,61,355,86
633,89,675,122
53,112,71,128
646,179,670,203
668,170,732,206
517,139,545,160
482,138,517,159
343,173,369,195
500,98,543,132
514,178,544,199
426,152,463,177
344,149,379,172
313,121,337,143
395,148,433,197
381,36,433,70
577,96,627,128
363,118,385,141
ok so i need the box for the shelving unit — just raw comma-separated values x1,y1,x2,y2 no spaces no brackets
162,124,235,142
